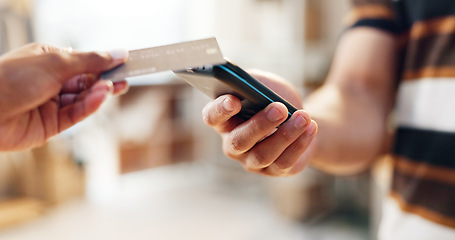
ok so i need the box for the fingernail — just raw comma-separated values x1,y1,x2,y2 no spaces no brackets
306,121,317,136
117,83,129,95
109,49,129,61
106,80,115,95
266,106,284,122
293,115,307,128
222,97,234,112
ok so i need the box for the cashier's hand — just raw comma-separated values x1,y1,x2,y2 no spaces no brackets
0,43,129,151
202,70,318,177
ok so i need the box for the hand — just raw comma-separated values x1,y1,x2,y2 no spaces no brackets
0,43,129,151
202,69,318,177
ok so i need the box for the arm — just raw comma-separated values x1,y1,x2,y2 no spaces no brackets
202,27,397,177
305,28,397,175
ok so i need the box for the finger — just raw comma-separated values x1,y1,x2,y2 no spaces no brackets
286,150,314,176
62,75,128,96
112,80,129,95
58,81,113,132
60,79,127,108
61,84,92,108
241,110,311,170
261,120,318,176
223,102,288,158
60,93,78,107
202,95,242,131
61,74,98,93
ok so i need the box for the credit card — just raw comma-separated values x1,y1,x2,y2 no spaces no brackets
101,37,225,82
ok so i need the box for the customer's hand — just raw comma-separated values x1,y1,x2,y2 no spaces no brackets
0,43,129,151
202,70,318,177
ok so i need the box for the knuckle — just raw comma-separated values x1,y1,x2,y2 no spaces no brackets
277,129,296,142
222,142,236,159
249,151,271,168
86,52,105,62
228,132,247,153
267,162,292,176
274,160,294,171
243,164,260,174
248,118,265,135
29,42,44,50
294,135,310,149
222,137,242,160
41,44,58,54
46,52,66,63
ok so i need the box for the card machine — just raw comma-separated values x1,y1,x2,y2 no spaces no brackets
174,59,298,120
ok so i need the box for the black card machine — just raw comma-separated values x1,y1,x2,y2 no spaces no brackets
173,59,298,120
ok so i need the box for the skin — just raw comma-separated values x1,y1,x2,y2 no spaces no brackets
202,28,398,177
0,43,129,152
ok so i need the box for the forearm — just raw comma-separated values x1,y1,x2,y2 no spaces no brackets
304,83,391,175
304,28,397,175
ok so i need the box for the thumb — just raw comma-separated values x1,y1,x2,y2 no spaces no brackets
49,49,129,82
70,49,128,75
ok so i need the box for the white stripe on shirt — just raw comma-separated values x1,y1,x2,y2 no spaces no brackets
395,78,455,132
379,197,455,240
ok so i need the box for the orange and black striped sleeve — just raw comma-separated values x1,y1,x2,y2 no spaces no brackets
346,0,398,34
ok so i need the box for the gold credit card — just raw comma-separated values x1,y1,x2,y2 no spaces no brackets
101,37,225,82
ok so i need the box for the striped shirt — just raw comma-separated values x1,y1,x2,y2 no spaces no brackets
348,0,455,239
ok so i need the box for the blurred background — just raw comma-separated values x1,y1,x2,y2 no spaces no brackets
0,0,390,239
